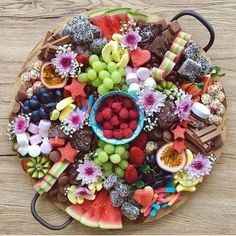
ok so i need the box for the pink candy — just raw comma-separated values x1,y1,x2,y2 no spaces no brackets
38,119,51,131
136,67,150,81
29,134,43,145
126,73,139,85
40,139,52,154
28,123,39,134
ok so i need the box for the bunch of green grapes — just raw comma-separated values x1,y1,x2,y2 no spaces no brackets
93,139,129,178
77,55,128,95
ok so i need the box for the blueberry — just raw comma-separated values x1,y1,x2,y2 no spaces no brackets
152,179,164,189
163,174,173,183
22,106,31,114
141,173,155,184
29,99,40,110
44,102,56,112
54,89,63,98
147,154,157,165
31,95,38,100
40,93,50,103
39,107,49,119
23,100,30,107
38,87,48,95
31,110,40,122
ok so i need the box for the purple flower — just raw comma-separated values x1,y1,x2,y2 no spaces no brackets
75,187,92,197
14,116,30,134
52,50,78,78
175,94,192,121
121,29,141,50
76,160,102,185
186,153,212,179
67,109,85,129
137,88,166,116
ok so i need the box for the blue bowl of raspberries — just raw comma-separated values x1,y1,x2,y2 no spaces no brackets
90,91,144,145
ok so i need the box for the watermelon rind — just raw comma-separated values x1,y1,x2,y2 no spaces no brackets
127,12,148,21
105,8,132,15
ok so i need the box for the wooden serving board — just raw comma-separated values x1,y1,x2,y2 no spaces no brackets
9,9,227,226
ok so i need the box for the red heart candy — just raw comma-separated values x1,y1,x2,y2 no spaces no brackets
130,47,151,67
133,186,154,207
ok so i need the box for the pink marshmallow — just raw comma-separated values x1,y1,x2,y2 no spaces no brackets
28,123,39,134
136,67,150,81
30,134,43,145
125,66,133,74
40,141,52,155
38,119,51,131
126,73,139,85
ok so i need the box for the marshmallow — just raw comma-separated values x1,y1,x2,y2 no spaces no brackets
38,119,51,131
41,141,52,155
125,66,133,74
126,73,139,85
143,77,157,90
136,67,150,81
18,145,29,156
28,123,39,134
30,134,43,145
128,83,141,97
28,145,41,158
39,129,48,138
16,132,29,146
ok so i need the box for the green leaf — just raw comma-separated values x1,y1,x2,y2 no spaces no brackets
141,164,151,173
129,180,145,192
210,66,225,77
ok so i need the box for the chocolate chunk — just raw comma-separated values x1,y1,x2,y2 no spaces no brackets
67,163,80,185
162,29,175,40
147,35,171,60
70,127,94,152
212,135,223,148
58,184,69,194
49,150,61,162
52,35,71,46
47,186,59,197
48,122,66,138
11,102,21,114
168,20,181,35
147,128,163,141
178,58,202,81
56,192,68,203
163,130,174,142
58,176,69,186
42,31,53,46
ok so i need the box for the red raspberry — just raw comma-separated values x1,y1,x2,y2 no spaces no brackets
102,107,112,120
129,146,145,166
110,115,120,126
123,98,134,109
111,102,122,113
115,96,124,103
125,164,138,184
95,112,104,124
104,97,114,107
129,120,138,130
123,128,133,138
103,130,113,139
119,108,129,120
103,121,113,130
128,109,139,120
120,123,128,129
113,129,123,139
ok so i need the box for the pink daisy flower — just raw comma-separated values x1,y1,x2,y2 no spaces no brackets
14,116,30,134
137,88,166,116
186,153,212,179
67,109,85,130
76,160,102,185
121,29,141,50
175,94,192,121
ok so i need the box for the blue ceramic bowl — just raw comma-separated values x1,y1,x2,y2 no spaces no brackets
90,91,144,145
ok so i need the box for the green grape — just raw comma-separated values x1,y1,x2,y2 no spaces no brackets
93,158,103,167
119,160,129,170
87,69,97,81
115,166,125,178
122,150,129,160
111,71,122,84
101,62,107,70
95,148,103,154
121,84,129,92
115,145,126,157
110,154,121,164
86,67,92,73
98,84,109,95
104,144,115,155
98,151,109,163
77,73,88,83
102,161,113,171
118,67,126,77
104,169,113,177
103,78,114,90
98,139,106,148
124,144,129,150
89,54,99,66
92,61,104,73
92,78,102,87
99,70,110,80
107,62,117,74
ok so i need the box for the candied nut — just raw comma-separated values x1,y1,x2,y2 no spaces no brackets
58,176,69,186
57,192,68,203
11,102,21,114
163,130,174,142
58,184,69,194
49,150,61,162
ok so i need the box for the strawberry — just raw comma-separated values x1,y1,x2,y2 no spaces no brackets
129,146,145,165
102,107,112,120
113,129,123,139
103,130,113,139
95,112,104,124
122,128,133,138
120,123,129,129
103,121,113,130
128,109,139,120
119,108,129,120
180,82,192,91
123,98,134,109
131,132,147,149
110,115,120,126
129,120,138,130
125,165,138,184
112,102,122,113
21,159,28,172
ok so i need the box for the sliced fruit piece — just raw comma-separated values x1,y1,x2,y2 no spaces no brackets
87,9,109,18
110,16,121,34
127,12,148,22
41,62,67,89
99,196,123,229
156,142,186,173
80,189,109,228
66,199,95,222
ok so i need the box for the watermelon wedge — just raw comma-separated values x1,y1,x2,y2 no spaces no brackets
99,196,123,229
65,199,94,222
110,16,121,34
80,189,109,228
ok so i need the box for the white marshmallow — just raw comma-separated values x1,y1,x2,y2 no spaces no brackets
143,77,157,90
128,83,141,97
28,145,41,158
136,67,150,81
16,132,29,146
18,145,29,156
39,129,48,138
126,73,139,85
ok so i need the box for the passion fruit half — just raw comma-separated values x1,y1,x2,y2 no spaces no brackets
41,62,67,89
156,142,186,173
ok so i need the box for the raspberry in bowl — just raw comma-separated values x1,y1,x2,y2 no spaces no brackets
90,91,144,145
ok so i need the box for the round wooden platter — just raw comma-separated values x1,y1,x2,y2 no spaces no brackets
9,9,227,226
